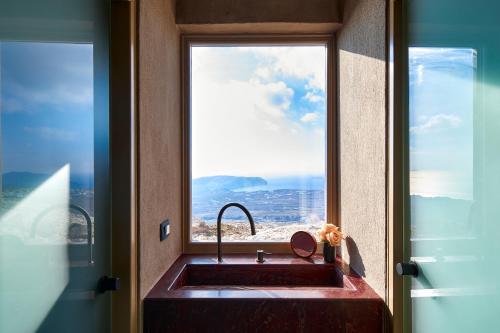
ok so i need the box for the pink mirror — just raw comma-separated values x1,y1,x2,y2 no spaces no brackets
290,231,317,258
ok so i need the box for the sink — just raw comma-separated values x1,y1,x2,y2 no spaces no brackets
171,264,346,290
144,255,383,333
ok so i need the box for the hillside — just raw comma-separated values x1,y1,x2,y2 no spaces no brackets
192,175,267,192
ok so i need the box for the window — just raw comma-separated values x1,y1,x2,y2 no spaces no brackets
183,36,336,250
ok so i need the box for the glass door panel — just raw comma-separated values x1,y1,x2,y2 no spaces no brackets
406,0,500,332
0,1,110,332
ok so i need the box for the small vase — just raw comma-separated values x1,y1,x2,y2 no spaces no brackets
323,242,336,263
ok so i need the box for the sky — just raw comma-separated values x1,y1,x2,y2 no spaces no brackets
0,42,478,199
409,47,476,199
0,41,94,175
191,46,327,178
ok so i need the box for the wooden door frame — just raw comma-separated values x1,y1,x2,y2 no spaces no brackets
180,34,338,255
387,0,410,332
110,1,139,332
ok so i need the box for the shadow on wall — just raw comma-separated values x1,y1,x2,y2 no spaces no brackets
345,236,366,277
338,0,385,61
340,0,360,23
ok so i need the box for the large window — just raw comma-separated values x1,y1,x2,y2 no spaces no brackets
184,36,334,247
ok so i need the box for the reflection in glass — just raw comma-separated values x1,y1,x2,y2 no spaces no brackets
0,0,110,331
0,42,99,332
408,47,482,333
409,47,476,239
408,10,500,327
0,42,94,244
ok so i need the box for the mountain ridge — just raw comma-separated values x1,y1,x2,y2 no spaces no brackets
2,171,93,189
192,175,267,192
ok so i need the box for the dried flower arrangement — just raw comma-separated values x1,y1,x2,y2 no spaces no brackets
318,224,344,247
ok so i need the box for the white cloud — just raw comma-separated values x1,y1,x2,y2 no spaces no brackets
416,64,424,85
237,46,327,91
300,112,320,123
1,42,94,113
190,46,326,178
255,67,272,80
5,80,92,113
192,75,323,178
410,114,462,134
24,126,77,141
259,80,294,111
303,91,323,103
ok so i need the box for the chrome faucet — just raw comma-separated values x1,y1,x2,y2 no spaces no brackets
217,203,256,262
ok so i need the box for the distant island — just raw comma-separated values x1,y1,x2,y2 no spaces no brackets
2,172,94,189
192,175,267,192
1,172,96,227
191,175,325,224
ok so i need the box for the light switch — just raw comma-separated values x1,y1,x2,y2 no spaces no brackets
160,219,170,241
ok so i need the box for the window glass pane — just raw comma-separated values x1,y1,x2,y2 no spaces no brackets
1,42,94,244
0,40,106,332
190,45,327,242
409,47,476,239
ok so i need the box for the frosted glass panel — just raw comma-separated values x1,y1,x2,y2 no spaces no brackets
0,1,110,332
408,0,500,332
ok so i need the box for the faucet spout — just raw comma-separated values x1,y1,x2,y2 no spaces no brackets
217,202,256,262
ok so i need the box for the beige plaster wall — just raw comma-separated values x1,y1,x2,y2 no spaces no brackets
337,0,387,297
177,22,342,34
176,0,341,24
138,0,182,299
136,0,387,302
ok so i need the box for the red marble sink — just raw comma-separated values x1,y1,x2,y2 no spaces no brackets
171,263,350,290
144,255,384,333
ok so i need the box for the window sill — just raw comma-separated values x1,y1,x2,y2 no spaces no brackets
183,241,326,255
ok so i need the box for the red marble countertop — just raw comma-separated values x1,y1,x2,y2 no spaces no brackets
145,254,382,301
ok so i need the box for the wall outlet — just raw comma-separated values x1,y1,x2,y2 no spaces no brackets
160,220,170,241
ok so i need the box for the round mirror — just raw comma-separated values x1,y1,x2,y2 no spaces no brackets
290,231,317,258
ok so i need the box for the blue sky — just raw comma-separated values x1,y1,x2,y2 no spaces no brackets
1,42,94,175
1,43,328,179
191,46,327,178
409,47,476,199
1,42,477,198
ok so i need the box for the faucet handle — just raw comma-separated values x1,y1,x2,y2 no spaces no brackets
256,249,272,263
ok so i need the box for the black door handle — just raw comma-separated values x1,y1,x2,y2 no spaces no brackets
396,261,419,277
97,276,120,293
